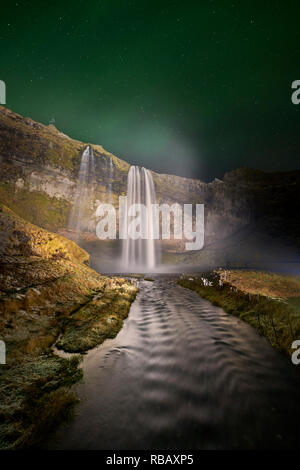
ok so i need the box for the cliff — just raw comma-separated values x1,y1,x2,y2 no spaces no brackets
0,105,299,267
0,105,129,232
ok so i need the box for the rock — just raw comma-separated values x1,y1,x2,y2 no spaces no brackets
0,105,299,266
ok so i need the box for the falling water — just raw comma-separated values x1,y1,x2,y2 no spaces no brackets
89,147,95,182
122,165,158,272
69,146,94,232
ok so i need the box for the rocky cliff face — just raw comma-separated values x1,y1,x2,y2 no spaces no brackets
0,203,137,448
0,105,299,266
0,106,130,232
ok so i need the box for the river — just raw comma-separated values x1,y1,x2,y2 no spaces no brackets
47,276,300,449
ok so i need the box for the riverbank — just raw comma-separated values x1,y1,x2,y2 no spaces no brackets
178,270,300,358
0,205,137,449
47,276,300,450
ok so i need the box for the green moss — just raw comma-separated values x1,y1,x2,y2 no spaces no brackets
0,107,131,177
178,273,300,358
0,206,138,448
0,182,71,232
0,202,89,264
0,354,82,450
57,281,137,352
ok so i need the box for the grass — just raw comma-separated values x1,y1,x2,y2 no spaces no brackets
0,204,138,448
0,354,82,449
56,279,137,352
0,182,71,232
218,270,300,299
178,270,300,358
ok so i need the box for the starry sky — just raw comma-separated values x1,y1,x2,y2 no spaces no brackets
0,0,299,181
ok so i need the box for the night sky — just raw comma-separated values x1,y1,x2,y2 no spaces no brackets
1,0,299,181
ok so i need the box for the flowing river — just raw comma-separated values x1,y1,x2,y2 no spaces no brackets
47,277,300,449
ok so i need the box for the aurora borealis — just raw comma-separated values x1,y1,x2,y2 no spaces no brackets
0,0,299,180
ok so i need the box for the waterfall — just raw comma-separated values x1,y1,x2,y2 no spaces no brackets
89,147,95,184
122,166,158,272
69,145,94,232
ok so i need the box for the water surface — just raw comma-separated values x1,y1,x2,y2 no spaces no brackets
48,277,300,449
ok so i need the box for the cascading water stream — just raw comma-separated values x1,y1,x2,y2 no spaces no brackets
122,165,158,272
69,145,94,232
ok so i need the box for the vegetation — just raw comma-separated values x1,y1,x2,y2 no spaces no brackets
0,106,132,231
0,106,128,175
178,270,300,358
0,204,137,448
0,355,82,450
56,278,137,352
0,182,71,232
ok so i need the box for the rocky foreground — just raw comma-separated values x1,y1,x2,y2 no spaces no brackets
0,204,137,449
